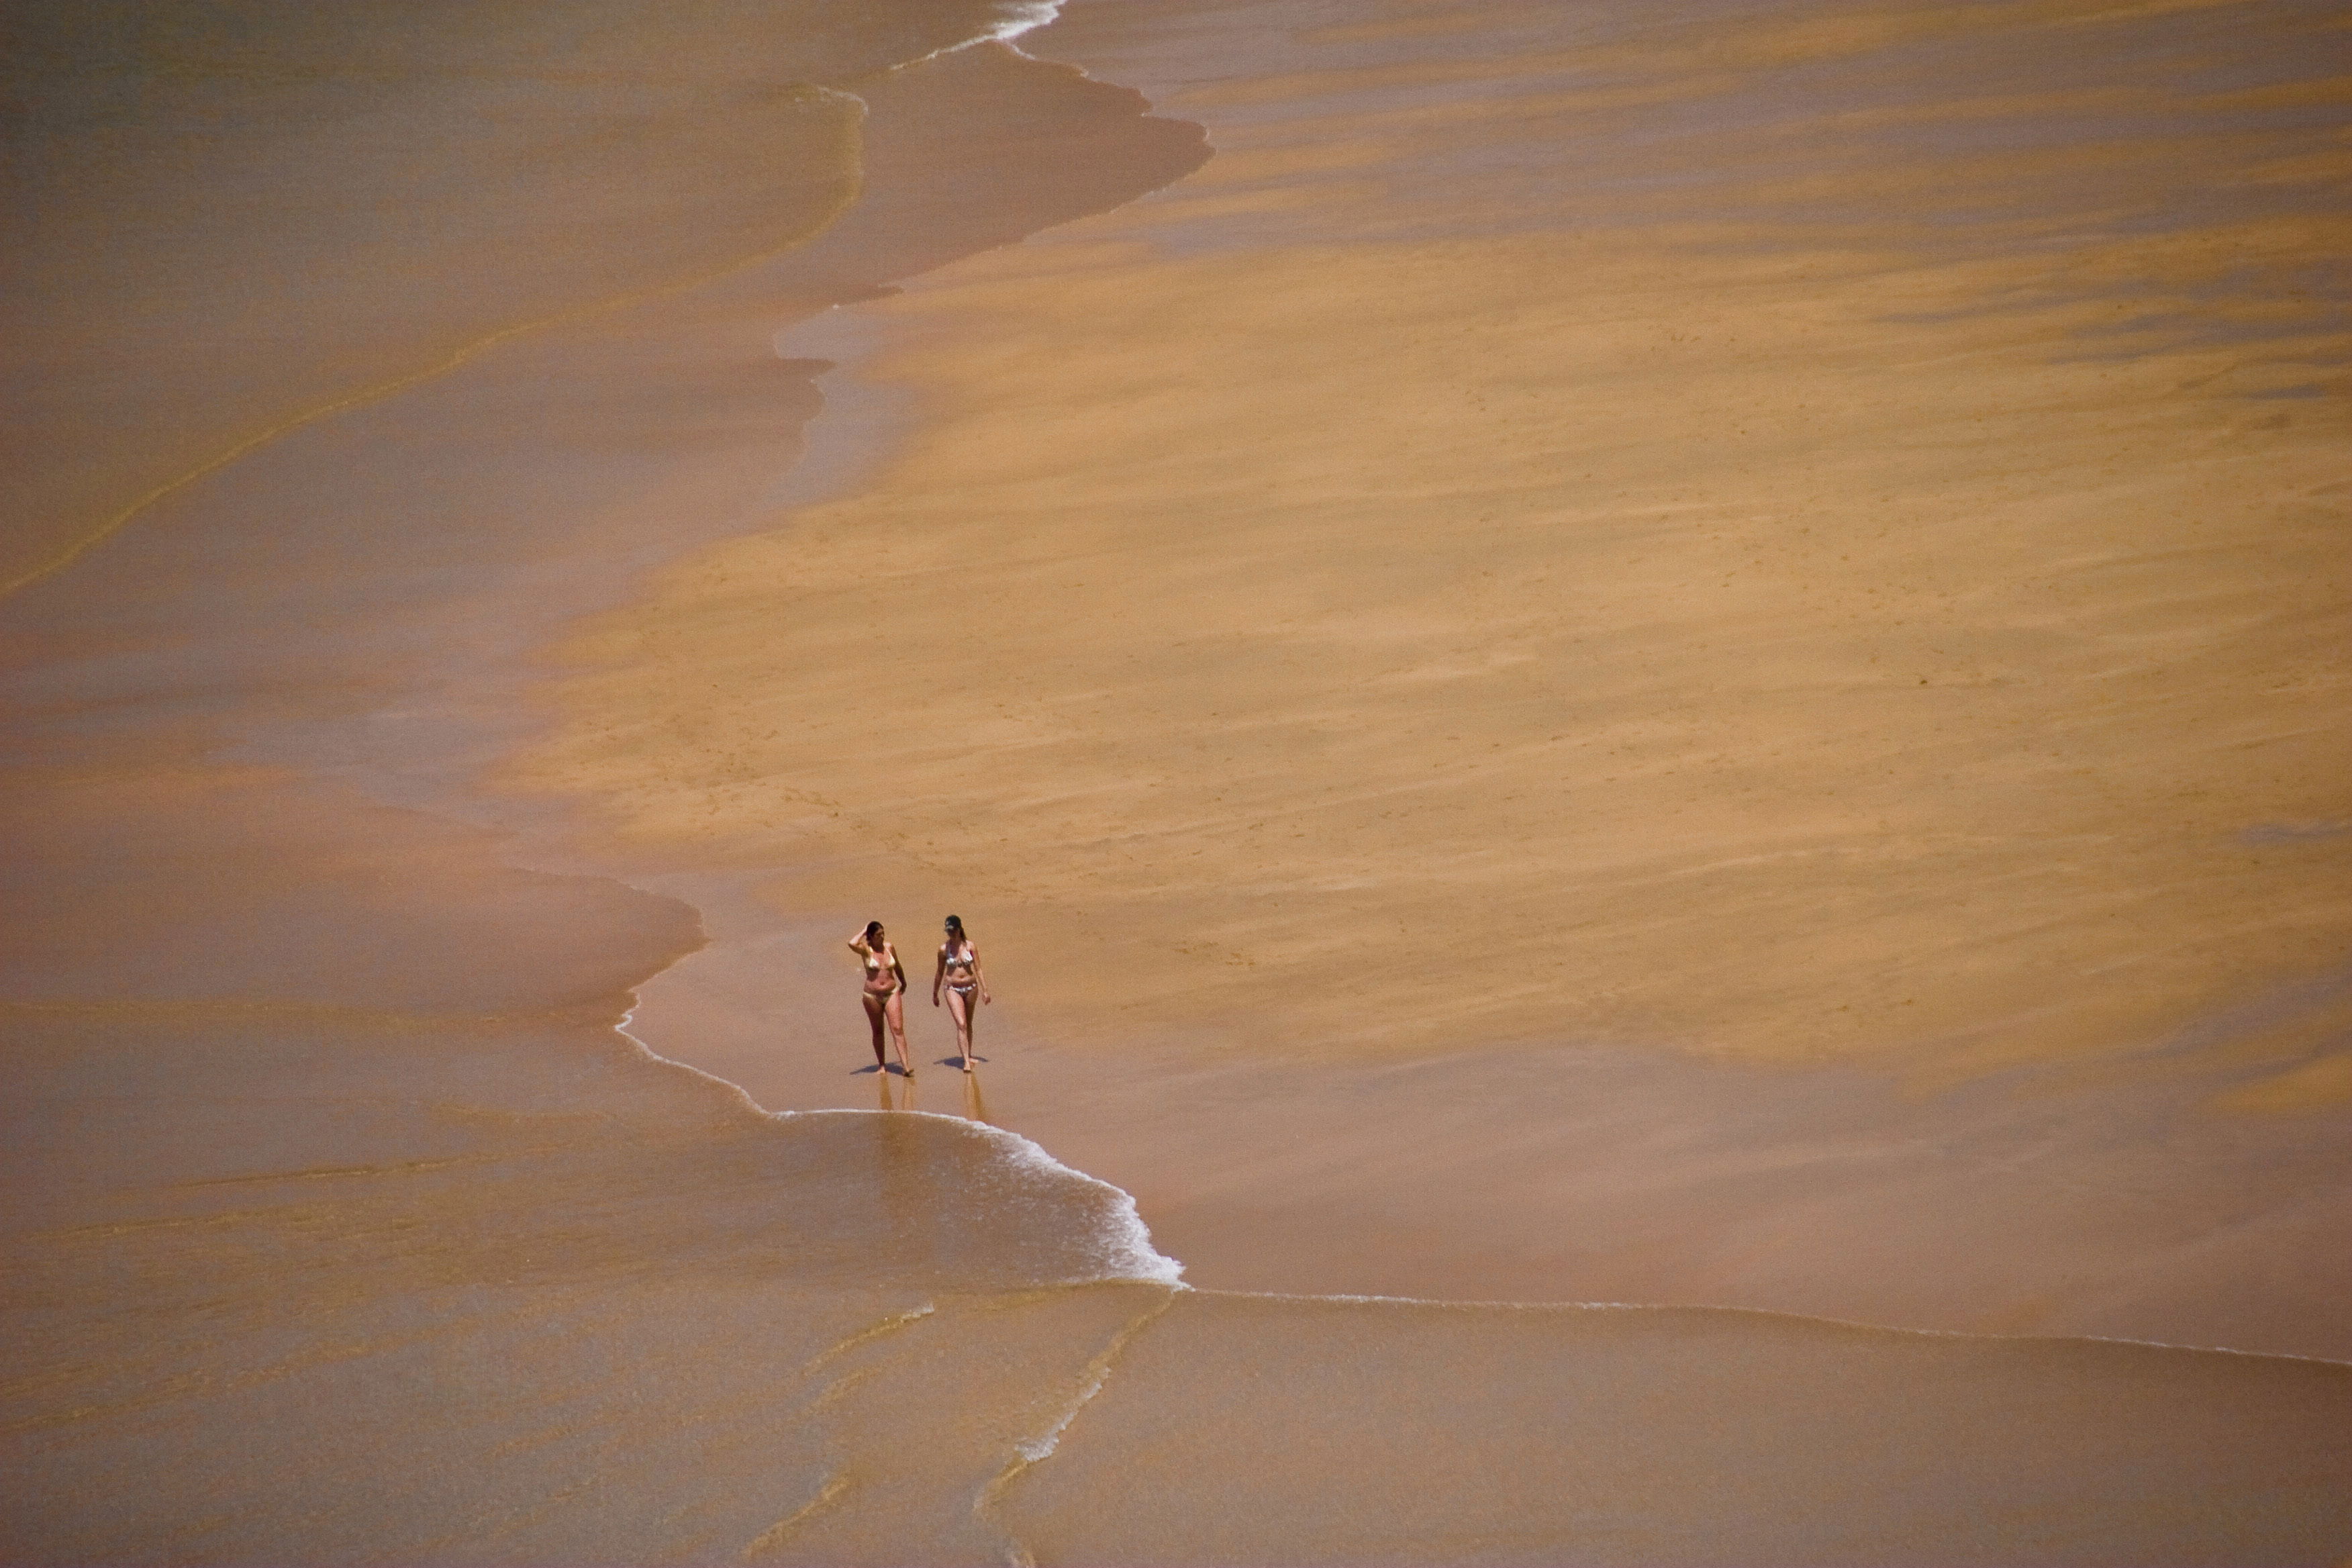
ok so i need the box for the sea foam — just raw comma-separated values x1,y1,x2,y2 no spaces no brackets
902,0,1066,67
790,1107,1187,1290
955,1112,1187,1287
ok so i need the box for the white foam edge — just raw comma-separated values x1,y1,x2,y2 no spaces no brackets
1010,1293,1180,1468
614,1012,2349,1369
896,0,1067,70
1194,1287,2352,1368
615,1001,1185,1289
1015,1359,1107,1462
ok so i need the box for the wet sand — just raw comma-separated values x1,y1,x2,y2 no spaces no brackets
528,0,2352,1346
15,1015,2351,1565
6,0,2351,1560
622,875,2352,1359
533,0,2351,1076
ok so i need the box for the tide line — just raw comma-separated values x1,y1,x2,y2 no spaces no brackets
895,0,1067,69
738,1471,853,1561
971,1285,1180,1558
3,85,867,603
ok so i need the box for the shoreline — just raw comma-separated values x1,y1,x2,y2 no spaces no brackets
6,0,2350,1557
608,875,2352,1359
516,0,2352,1363
627,912,2352,1371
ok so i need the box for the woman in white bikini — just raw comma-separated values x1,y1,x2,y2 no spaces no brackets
847,920,912,1076
932,914,991,1073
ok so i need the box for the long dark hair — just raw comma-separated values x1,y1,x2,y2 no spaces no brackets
864,920,884,942
944,914,966,945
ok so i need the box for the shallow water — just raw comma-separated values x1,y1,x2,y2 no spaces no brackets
11,1008,2350,1564
4,0,2349,1560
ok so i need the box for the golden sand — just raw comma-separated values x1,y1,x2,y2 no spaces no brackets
2216,1048,2352,1114
6,0,2352,1559
517,213,2350,1079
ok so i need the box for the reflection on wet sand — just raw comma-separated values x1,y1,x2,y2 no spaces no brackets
5,0,2349,1559
552,0,2352,1359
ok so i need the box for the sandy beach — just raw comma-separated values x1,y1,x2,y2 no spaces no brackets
5,0,2350,1561
521,0,2352,1344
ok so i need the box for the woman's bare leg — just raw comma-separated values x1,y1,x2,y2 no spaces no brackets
947,987,975,1070
885,989,912,1074
863,993,889,1068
